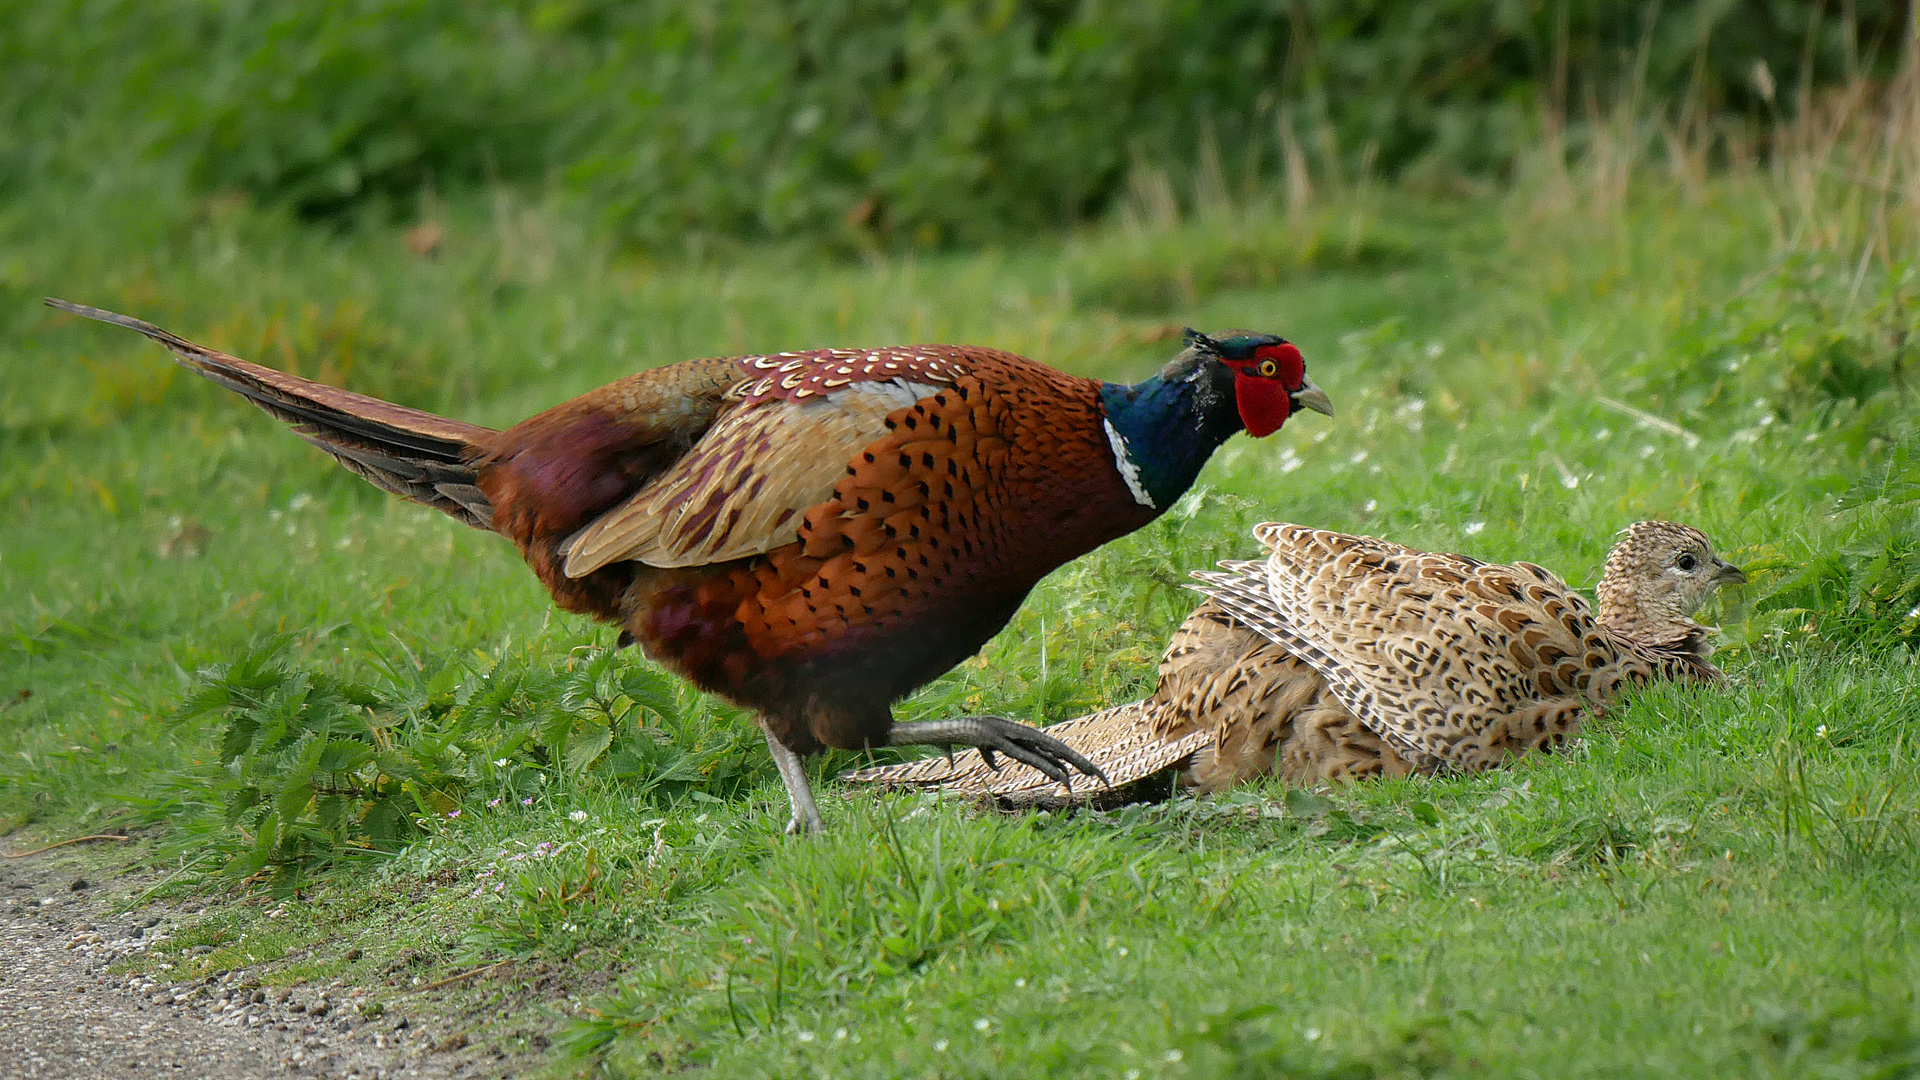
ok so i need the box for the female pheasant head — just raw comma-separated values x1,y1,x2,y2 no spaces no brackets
1595,521,1746,650
1173,328,1332,436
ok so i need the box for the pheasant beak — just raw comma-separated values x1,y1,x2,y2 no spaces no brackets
1713,559,1748,586
1291,376,1334,418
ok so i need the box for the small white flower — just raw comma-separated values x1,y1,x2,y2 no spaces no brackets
1815,724,1829,739
1348,450,1369,465
1014,978,1026,988
569,810,589,823
974,1017,991,1032
1362,500,1378,513
1117,946,1129,957
934,1038,949,1052
835,1028,848,1041
797,1030,815,1043
1304,1027,1322,1041
1165,1048,1185,1062
493,758,510,768
1463,522,1486,536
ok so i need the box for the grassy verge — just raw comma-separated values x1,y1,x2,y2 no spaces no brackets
3,75,1918,1077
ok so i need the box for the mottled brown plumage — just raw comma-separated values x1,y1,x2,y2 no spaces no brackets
48,300,1329,832
843,521,1743,804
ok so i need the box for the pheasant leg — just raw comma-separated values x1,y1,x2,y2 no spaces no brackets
888,717,1110,789
763,729,826,835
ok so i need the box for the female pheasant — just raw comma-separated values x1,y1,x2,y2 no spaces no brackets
46,300,1330,832
843,521,1744,804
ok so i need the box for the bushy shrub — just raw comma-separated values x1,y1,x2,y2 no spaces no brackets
154,1,576,216
1,0,1904,243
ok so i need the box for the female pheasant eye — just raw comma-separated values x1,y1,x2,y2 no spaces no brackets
1676,553,1698,572
1258,359,1278,377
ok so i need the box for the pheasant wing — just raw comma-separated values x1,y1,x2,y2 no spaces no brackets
1146,597,1370,790
1200,524,1610,772
561,372,954,575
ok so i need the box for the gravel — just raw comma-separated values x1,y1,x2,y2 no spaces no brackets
0,846,508,1079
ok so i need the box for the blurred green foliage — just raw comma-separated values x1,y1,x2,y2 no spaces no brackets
2,0,1905,246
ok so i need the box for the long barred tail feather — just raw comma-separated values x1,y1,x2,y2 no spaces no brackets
47,299,500,529
1190,561,1446,771
1187,562,1301,650
841,702,1211,809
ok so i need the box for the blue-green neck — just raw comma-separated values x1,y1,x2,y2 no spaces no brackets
1098,373,1243,511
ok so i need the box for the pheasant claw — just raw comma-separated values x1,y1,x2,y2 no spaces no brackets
887,716,1111,790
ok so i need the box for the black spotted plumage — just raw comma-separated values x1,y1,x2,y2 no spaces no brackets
48,300,1330,833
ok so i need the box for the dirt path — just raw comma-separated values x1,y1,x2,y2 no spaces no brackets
0,842,503,1079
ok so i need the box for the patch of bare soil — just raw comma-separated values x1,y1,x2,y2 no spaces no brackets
0,837,556,1079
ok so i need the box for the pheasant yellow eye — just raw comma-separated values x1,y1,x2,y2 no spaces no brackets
1258,359,1278,377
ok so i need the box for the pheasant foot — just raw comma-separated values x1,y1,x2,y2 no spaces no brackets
763,729,825,835
888,717,1110,789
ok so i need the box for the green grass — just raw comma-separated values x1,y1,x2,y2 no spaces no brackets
3,119,1919,1076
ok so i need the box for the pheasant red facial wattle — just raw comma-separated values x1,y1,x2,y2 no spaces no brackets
1226,342,1309,437
44,298,1330,835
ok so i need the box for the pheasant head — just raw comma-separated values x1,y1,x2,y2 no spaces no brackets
1595,521,1747,652
1176,328,1332,437
1097,328,1331,510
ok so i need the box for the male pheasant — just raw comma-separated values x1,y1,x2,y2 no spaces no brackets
843,521,1744,804
46,300,1330,832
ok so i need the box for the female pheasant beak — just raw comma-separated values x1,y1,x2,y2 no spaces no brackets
1712,558,1748,586
1292,376,1333,418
